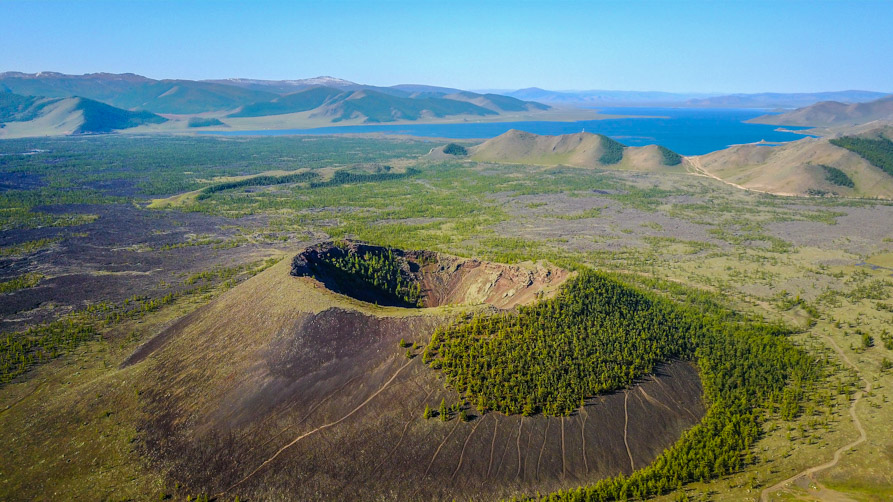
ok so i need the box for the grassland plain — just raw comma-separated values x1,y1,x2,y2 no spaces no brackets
0,135,891,500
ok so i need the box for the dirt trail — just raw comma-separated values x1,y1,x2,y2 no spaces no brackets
535,420,550,480
362,388,434,484
561,417,567,478
638,386,675,415
686,156,747,191
487,417,499,477
245,373,363,453
685,156,797,197
493,424,514,479
760,333,871,502
579,408,589,473
223,357,416,495
424,419,462,476
515,418,524,479
623,390,635,472
452,415,486,479
0,381,44,417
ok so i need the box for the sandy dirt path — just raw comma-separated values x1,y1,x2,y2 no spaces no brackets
685,156,798,197
760,333,870,502
623,390,635,471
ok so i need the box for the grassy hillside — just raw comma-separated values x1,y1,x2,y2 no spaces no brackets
0,91,167,137
829,132,893,176
446,91,550,112
73,98,166,133
228,86,347,117
468,130,684,171
227,87,534,123
695,128,893,198
481,92,550,111
328,89,497,122
0,91,60,122
470,130,611,167
751,95,893,127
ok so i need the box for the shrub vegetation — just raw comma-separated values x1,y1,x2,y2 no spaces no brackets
658,145,683,166
424,270,692,415
187,117,225,128
320,245,423,306
443,143,468,156
820,165,855,188
598,136,625,165
0,273,43,293
422,270,819,501
830,136,893,176
196,171,319,200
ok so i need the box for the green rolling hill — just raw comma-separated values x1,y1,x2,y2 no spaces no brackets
227,86,552,123
0,90,166,136
227,86,349,117
466,129,686,172
445,91,550,112
0,92,58,122
73,98,167,133
226,86,548,123
695,125,893,198
324,89,499,122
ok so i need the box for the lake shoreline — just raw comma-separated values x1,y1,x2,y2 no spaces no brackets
195,107,812,156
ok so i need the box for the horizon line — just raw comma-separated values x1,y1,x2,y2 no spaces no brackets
1,69,891,96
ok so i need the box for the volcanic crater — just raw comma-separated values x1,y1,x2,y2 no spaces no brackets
290,239,570,309
129,242,705,501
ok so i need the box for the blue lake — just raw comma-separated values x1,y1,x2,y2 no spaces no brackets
202,107,811,156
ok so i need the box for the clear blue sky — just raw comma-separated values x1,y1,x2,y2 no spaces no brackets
1,0,891,93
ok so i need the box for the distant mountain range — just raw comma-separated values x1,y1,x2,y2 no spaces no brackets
682,91,890,109
0,72,558,137
0,72,548,119
226,86,548,123
0,72,277,115
204,76,465,97
488,88,717,107
749,95,893,126
487,87,890,109
1,71,890,139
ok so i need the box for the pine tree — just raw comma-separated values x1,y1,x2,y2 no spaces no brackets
423,404,432,419
439,398,448,421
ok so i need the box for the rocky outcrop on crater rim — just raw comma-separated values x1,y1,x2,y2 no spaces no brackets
291,240,569,309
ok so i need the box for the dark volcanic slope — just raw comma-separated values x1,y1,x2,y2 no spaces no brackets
129,258,703,501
